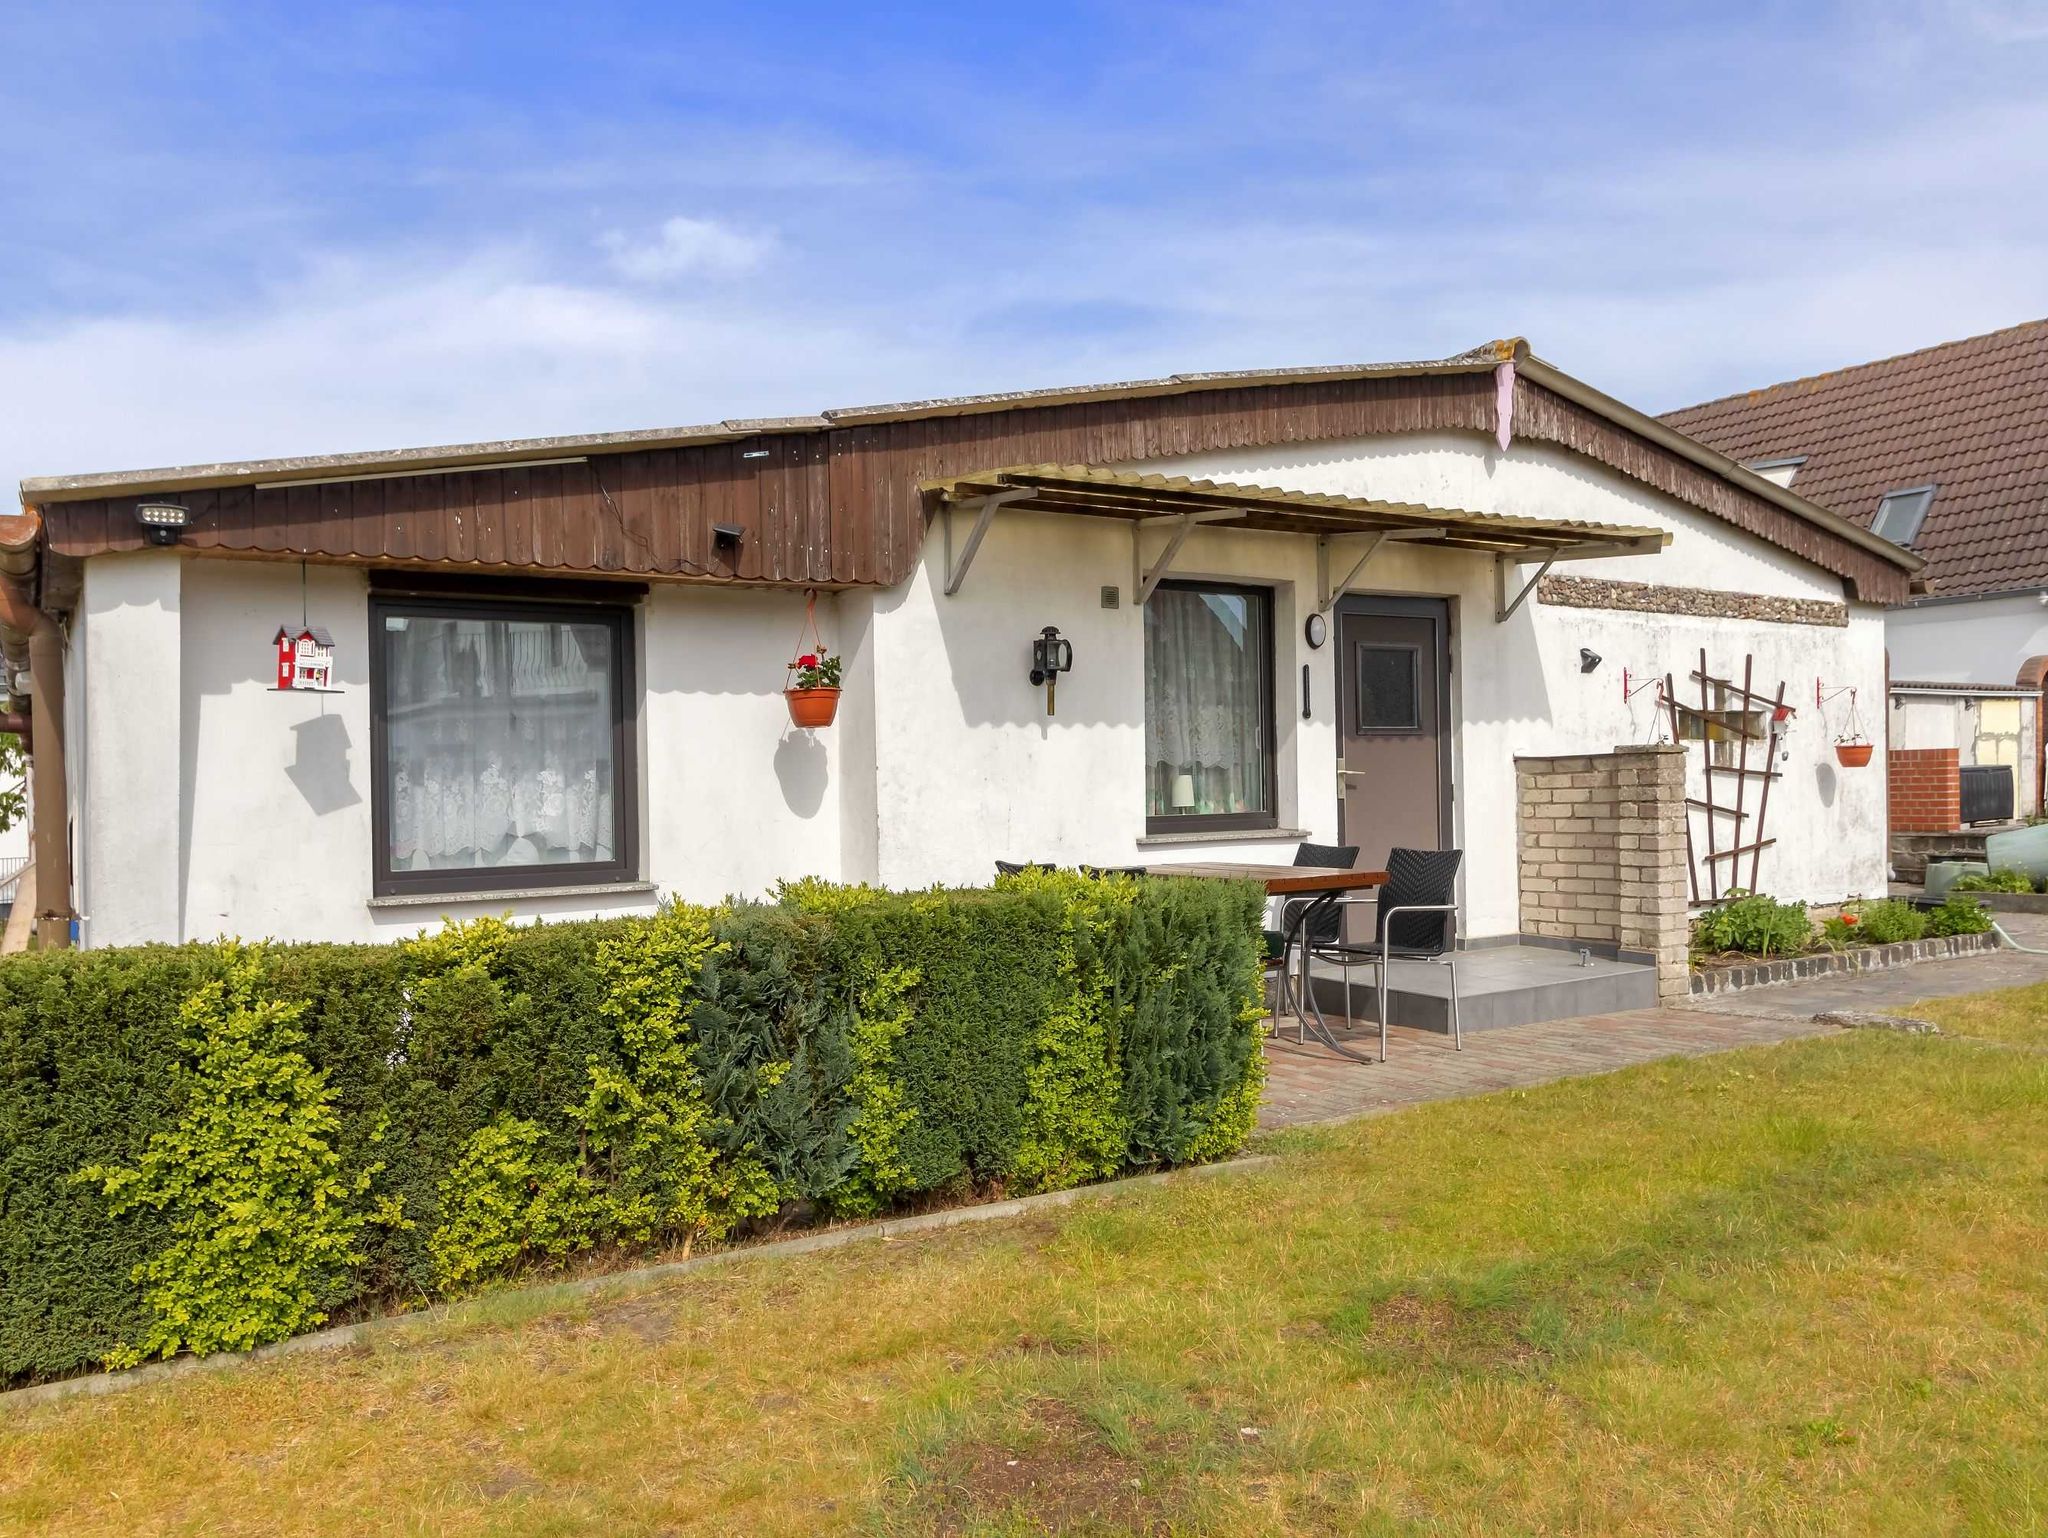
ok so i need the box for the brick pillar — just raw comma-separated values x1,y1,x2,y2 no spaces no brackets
1613,744,1690,1001
1515,754,1621,946
1887,747,1959,833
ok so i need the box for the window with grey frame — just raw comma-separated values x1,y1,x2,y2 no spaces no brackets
1143,580,1277,832
1871,484,1936,547
370,592,638,897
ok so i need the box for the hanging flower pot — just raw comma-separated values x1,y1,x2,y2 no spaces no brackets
784,589,842,729
1822,681,1872,767
786,683,840,728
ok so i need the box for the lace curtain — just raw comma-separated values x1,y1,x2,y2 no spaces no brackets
385,614,617,871
1143,586,1271,818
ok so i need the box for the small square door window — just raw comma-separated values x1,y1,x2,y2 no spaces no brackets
1354,644,1421,732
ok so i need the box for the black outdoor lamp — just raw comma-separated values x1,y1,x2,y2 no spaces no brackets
135,502,191,547
1579,647,1603,674
1029,625,1074,715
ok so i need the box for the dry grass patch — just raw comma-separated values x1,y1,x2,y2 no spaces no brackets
1914,979,2048,1047
914,1397,1179,1536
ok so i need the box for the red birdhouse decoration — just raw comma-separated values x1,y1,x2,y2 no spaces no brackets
273,625,338,692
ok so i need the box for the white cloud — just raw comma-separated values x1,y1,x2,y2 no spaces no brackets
0,245,945,488
597,216,774,283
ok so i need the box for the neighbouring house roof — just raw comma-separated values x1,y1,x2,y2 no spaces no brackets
15,338,1917,604
1661,318,2048,602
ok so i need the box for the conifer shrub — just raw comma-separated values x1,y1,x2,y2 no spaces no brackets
0,875,1264,1385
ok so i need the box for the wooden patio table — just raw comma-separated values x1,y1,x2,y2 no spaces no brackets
1142,862,1388,1063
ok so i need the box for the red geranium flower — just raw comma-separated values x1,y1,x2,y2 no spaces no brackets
797,653,818,668
1841,912,1859,925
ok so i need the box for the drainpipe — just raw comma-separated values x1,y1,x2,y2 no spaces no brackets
0,506,70,948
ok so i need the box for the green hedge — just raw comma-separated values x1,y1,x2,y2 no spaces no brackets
0,875,1264,1384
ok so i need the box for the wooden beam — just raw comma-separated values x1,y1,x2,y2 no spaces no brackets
1704,839,1776,862
1133,512,1212,604
1494,552,1558,623
941,489,1032,596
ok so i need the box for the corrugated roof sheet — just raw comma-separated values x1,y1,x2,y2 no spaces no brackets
1661,318,2048,600
929,463,1669,552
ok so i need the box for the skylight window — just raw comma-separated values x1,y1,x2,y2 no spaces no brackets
1871,485,1936,547
1744,454,1808,489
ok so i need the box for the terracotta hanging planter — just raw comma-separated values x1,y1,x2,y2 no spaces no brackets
1820,680,1873,768
783,588,842,730
785,686,841,728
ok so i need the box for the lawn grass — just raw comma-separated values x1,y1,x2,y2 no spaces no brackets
5,1029,2048,1535
1915,979,2048,1047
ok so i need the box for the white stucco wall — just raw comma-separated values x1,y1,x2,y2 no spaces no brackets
1887,591,2048,686
72,557,840,946
1138,435,1892,918
77,551,184,947
858,432,1892,933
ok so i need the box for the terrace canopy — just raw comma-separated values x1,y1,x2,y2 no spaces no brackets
924,462,1671,619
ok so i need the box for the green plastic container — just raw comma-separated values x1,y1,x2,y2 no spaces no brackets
1924,860,1989,899
1983,822,2048,883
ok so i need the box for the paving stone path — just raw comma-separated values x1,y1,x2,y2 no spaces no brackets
1258,1009,1827,1130
1258,919,2048,1132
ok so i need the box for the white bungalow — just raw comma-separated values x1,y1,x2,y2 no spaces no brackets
5,338,1918,1015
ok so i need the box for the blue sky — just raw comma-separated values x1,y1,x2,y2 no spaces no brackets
5,1,2047,489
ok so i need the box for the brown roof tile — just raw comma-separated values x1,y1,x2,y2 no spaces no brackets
1661,318,2048,599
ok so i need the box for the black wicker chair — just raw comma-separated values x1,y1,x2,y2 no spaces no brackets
1308,846,1464,1062
1264,842,1359,1041
993,860,1056,877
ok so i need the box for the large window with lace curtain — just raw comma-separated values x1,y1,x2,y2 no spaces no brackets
1143,580,1276,833
370,591,637,896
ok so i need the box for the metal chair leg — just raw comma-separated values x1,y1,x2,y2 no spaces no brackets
1378,958,1390,1063
1447,955,1462,1051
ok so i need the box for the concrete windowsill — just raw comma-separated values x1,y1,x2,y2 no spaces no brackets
367,881,660,910
1136,827,1309,848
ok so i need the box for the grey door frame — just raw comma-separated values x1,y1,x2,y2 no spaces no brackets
1335,594,1455,852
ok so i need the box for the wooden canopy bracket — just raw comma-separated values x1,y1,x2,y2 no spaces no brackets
1494,552,1558,623
1132,509,1245,604
941,488,1036,597
1315,528,1449,614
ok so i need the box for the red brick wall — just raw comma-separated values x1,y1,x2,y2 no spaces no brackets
1888,747,1960,833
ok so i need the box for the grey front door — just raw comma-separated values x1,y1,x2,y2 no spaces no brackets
1336,597,1451,871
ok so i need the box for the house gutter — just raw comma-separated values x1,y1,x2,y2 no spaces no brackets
0,505,71,949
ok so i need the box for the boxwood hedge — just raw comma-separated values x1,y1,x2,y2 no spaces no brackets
0,873,1264,1385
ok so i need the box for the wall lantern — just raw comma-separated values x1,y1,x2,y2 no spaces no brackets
1579,647,1603,674
1029,625,1074,715
135,502,190,547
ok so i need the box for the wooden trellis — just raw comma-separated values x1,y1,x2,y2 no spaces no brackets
1659,649,1792,904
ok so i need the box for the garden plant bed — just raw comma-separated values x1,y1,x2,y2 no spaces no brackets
1945,888,2048,915
1691,931,1999,995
